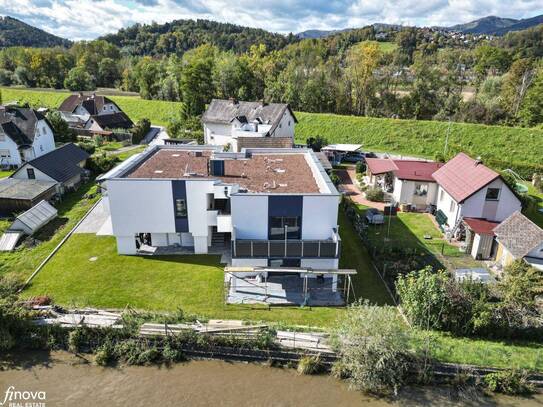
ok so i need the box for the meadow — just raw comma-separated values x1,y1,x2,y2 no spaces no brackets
3,86,542,177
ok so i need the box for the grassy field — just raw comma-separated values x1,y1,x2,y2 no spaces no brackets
523,181,543,229
361,40,397,53
1,87,182,127
295,112,543,177
0,170,13,178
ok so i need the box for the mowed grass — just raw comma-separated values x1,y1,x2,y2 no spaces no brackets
522,181,543,229
1,87,182,127
0,182,100,280
0,170,13,178
295,112,543,176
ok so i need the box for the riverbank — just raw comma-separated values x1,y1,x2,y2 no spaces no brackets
1,351,541,407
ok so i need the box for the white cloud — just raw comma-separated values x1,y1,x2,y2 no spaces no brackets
1,0,542,40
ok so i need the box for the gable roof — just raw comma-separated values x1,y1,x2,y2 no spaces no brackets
0,106,49,146
493,211,543,258
365,158,443,182
13,143,89,183
59,93,120,115
201,99,297,136
89,112,133,130
432,153,500,203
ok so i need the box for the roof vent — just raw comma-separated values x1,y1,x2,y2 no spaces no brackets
154,170,163,174
475,156,483,166
172,154,180,157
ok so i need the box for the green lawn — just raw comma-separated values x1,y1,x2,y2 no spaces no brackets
522,181,543,229
0,182,100,279
0,170,13,178
417,331,543,371
358,206,481,270
23,210,393,327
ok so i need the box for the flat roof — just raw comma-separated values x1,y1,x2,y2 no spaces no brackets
0,179,57,200
122,147,327,194
322,144,362,152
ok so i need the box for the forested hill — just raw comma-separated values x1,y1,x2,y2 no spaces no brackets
100,19,298,56
0,16,71,48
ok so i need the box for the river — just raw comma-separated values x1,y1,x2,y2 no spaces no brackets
0,352,540,406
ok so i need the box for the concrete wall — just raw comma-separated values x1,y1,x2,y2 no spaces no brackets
393,178,437,209
0,135,22,166
436,186,461,227
204,122,231,145
231,194,268,239
301,195,338,239
32,119,56,159
271,110,295,138
461,178,521,222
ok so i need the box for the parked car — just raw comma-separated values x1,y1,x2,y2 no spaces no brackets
366,208,385,224
364,152,377,159
342,152,365,163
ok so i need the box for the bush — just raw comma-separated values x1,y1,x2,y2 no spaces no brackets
306,136,328,152
365,187,385,202
329,171,340,186
86,154,119,175
333,301,418,396
484,370,534,395
297,355,324,375
77,142,96,155
131,118,151,145
95,342,115,366
355,161,366,173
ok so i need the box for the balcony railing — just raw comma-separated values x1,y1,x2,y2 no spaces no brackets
232,239,340,259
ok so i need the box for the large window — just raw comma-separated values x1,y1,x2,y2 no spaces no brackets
485,188,500,201
175,198,187,218
269,216,301,240
26,168,35,179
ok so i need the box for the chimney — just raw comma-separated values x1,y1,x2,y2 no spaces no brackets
475,156,482,166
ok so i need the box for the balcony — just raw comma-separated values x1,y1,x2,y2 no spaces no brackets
232,238,340,259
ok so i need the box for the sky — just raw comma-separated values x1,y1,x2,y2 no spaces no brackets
2,0,543,40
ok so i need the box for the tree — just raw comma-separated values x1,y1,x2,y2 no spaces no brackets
64,66,95,91
180,46,216,115
345,42,381,116
46,111,75,143
499,260,543,307
167,103,204,144
519,65,543,126
131,118,151,144
306,136,328,151
474,45,512,79
500,58,535,118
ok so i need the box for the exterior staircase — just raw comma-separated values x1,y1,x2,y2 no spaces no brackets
211,231,227,248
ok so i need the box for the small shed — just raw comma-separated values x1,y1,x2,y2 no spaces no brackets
463,218,499,260
0,178,58,214
10,200,58,235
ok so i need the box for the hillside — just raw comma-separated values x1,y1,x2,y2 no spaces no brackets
295,112,543,177
0,16,71,48
449,14,543,35
100,19,297,56
2,87,541,178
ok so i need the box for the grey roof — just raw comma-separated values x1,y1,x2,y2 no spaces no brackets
315,151,333,171
0,179,57,200
0,231,24,252
0,106,48,147
59,93,120,114
12,143,89,183
201,99,297,136
13,200,57,232
494,211,543,258
90,112,133,130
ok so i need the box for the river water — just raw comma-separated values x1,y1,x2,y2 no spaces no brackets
0,352,541,406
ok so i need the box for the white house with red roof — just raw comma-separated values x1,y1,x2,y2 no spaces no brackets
365,158,444,210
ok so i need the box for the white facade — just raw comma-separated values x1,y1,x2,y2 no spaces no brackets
392,178,438,209
100,146,341,272
203,109,296,151
0,118,55,167
436,177,522,228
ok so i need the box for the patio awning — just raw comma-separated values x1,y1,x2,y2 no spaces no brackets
321,144,362,153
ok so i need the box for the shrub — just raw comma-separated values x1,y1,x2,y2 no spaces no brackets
68,327,87,353
306,136,328,152
77,142,96,155
86,154,119,175
329,171,340,186
95,342,115,366
297,355,324,375
333,301,418,396
131,118,151,145
365,187,385,202
355,161,366,173
484,370,534,395
162,343,185,363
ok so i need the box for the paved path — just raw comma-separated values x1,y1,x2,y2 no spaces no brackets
74,198,112,235
336,168,386,210
105,144,143,156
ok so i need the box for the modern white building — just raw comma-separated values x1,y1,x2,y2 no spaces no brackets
201,99,297,152
0,106,56,168
98,145,341,267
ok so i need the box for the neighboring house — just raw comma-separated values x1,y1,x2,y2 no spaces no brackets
0,106,56,168
365,158,444,210
201,99,297,152
0,178,57,214
10,143,90,194
494,211,543,271
432,153,522,229
98,144,341,273
58,93,134,137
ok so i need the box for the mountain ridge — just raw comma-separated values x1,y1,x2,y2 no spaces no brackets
0,16,71,48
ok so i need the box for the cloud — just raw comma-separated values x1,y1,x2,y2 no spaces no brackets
1,0,542,40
